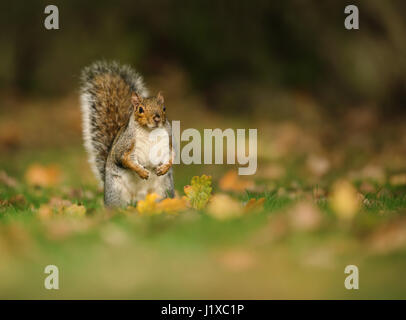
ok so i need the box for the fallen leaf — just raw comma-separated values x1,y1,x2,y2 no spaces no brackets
136,193,161,215
329,180,360,220
184,175,212,210
135,193,189,215
244,197,265,212
206,194,243,220
158,197,188,213
219,170,254,192
25,164,62,187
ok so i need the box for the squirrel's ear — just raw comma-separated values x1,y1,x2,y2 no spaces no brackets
131,93,142,108
157,91,164,105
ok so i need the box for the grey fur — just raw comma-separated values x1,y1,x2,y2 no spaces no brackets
79,61,174,207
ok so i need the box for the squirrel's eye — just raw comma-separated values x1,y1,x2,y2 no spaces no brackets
163,106,166,112
138,106,144,113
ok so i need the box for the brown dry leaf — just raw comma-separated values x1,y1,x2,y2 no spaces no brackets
329,180,360,220
136,193,160,215
25,164,62,187
219,170,254,192
218,249,256,272
389,173,406,186
0,171,18,188
136,193,188,215
288,201,322,231
206,194,243,220
244,197,265,213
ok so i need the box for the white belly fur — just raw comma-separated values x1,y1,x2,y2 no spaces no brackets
120,125,171,203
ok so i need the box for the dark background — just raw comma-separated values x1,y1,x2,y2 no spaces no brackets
1,0,406,117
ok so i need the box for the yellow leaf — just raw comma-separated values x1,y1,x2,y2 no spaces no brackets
136,193,189,215
184,175,212,209
64,204,86,217
136,193,161,215
329,180,360,220
157,197,188,214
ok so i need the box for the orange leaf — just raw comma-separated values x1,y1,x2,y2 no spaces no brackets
219,170,254,192
244,197,265,212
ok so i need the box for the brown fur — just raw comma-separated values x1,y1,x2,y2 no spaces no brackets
121,141,149,179
132,93,167,128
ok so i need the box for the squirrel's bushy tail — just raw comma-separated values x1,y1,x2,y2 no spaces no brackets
80,61,148,184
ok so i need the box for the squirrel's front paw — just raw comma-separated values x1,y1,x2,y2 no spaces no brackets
137,168,150,180
156,163,171,176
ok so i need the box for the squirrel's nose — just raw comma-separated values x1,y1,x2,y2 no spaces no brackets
153,113,160,122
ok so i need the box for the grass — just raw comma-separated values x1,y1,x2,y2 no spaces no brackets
1,96,406,299
1,145,406,299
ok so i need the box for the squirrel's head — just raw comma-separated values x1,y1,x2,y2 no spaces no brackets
131,92,166,129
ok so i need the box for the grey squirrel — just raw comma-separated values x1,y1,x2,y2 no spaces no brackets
80,61,174,207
